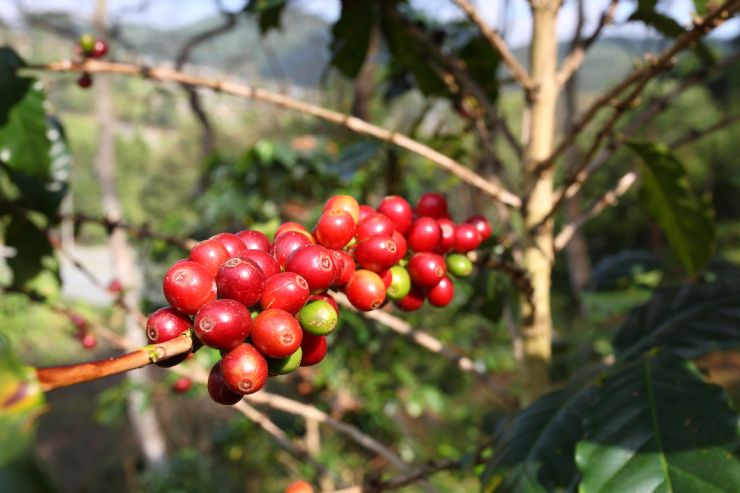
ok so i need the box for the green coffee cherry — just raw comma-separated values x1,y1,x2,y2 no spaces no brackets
297,300,338,336
268,347,302,376
446,253,473,278
79,34,96,55
386,265,411,301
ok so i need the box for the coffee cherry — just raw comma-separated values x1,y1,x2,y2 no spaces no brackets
275,222,313,241
465,215,492,241
77,73,93,88
189,239,230,276
356,213,395,242
379,269,392,288
297,299,338,335
323,194,360,223
241,250,281,280
345,269,386,311
260,272,310,313
436,218,456,253
406,217,441,253
395,285,425,311
427,276,454,307
357,204,375,223
146,307,192,367
408,252,446,287
285,480,315,493
377,196,413,234
216,257,264,308
285,244,336,293
268,347,303,376
300,333,328,367
194,299,251,350
386,265,411,301
308,293,339,315
79,33,95,55
332,250,355,286
454,224,482,253
251,309,303,358
91,39,108,58
163,260,217,315
354,235,398,273
107,278,123,293
416,192,448,218
271,231,313,268
210,232,248,257
391,230,408,262
315,209,355,249
446,253,473,277
236,230,271,252
207,361,243,405
221,343,268,395
81,334,97,349
172,377,192,393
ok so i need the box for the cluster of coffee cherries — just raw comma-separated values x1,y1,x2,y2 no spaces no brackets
74,33,108,88
145,193,489,405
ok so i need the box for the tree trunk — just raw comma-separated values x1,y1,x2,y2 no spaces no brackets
94,0,168,472
521,0,562,405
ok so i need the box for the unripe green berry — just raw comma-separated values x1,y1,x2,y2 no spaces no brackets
79,34,96,55
386,265,411,301
268,347,302,375
446,253,473,278
297,300,338,336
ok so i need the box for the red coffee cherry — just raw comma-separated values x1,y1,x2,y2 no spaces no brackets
354,235,398,273
81,333,97,349
172,377,192,394
355,213,395,242
251,309,303,359
260,272,310,313
285,480,315,493
241,250,281,280
408,252,446,287
392,230,408,262
357,204,375,223
332,250,355,286
322,194,360,223
194,299,252,351
377,195,413,234
216,257,265,308
379,269,392,288
427,276,454,307
345,269,386,311
146,307,192,367
315,209,356,249
163,260,217,315
77,73,93,88
454,224,482,253
415,192,448,219
406,217,441,253
275,221,309,238
300,333,328,367
207,361,243,405
236,230,271,252
210,232,247,257
189,239,230,276
220,343,268,395
395,285,426,311
271,231,313,268
91,39,108,58
284,244,336,293
465,215,492,241
436,218,456,254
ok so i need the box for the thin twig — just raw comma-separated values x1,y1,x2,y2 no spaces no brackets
24,59,522,208
670,113,740,148
450,0,534,92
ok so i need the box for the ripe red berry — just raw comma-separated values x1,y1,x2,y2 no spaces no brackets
332,250,355,286
436,218,456,253
285,480,315,493
406,217,441,253
392,230,408,262
466,215,493,241
395,285,426,311
146,307,192,367
208,361,243,405
221,343,268,395
275,221,309,237
427,276,454,307
215,257,265,308
163,260,217,315
77,73,93,88
379,269,392,288
107,278,123,293
189,239,230,276
323,194,360,223
271,231,313,268
300,333,328,367
81,334,97,349
91,39,108,58
354,235,398,273
172,377,192,394
284,245,336,293
236,229,271,252
357,204,375,223
356,213,395,242
454,224,482,253
377,196,413,234
251,309,303,358
210,232,247,258
415,192,448,218
407,252,446,287
260,272,310,313
315,209,355,249
345,269,386,311
241,250,281,280
194,299,251,350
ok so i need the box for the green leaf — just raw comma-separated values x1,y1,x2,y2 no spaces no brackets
5,215,59,295
482,384,595,492
576,353,740,493
330,1,376,78
457,34,500,104
0,47,31,126
245,0,288,35
628,6,713,64
623,137,715,275
333,140,382,180
693,0,712,15
614,282,740,361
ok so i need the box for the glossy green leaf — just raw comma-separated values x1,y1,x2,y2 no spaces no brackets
576,353,740,493
623,137,715,275
5,215,59,294
0,46,31,126
330,1,376,78
457,34,500,104
628,5,713,64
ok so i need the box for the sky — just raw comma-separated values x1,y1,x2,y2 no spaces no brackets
1,0,738,48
